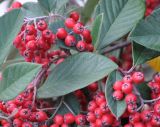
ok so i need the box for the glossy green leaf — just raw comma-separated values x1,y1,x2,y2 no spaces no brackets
22,2,46,18
0,9,24,67
132,43,160,66
0,63,41,101
95,0,145,49
38,0,68,13
57,94,80,115
136,82,151,100
37,52,118,98
81,0,99,23
129,8,160,52
105,71,126,119
91,13,103,50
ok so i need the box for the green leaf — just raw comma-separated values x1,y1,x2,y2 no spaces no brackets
57,94,80,115
132,43,160,66
91,13,103,50
38,0,69,13
136,82,151,100
95,0,145,49
22,2,46,18
37,52,118,98
0,62,41,101
129,8,160,52
105,71,126,119
81,0,99,23
0,9,24,67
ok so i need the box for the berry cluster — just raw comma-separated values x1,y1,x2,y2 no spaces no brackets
145,0,160,16
86,92,120,127
0,85,49,127
51,113,86,127
112,72,144,111
57,11,94,52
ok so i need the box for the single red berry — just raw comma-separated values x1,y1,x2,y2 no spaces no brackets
132,72,144,84
65,35,76,47
113,80,123,91
87,82,98,92
76,40,86,51
87,100,97,112
94,108,103,119
70,11,80,22
11,2,22,8
36,111,48,122
141,110,152,122
129,112,141,124
133,122,145,127
95,119,102,127
65,18,76,29
37,20,48,31
42,29,53,40
86,44,94,52
125,93,137,105
154,103,160,115
73,23,84,34
122,82,133,94
64,113,75,124
101,114,114,126
19,108,31,119
53,114,64,125
26,25,36,35
56,28,68,39
99,101,109,113
151,114,160,126
112,90,124,101
127,104,137,113
61,124,69,127
75,114,86,126
82,29,91,40
13,118,23,127
26,40,37,50
50,124,59,127
87,112,96,123
123,75,133,83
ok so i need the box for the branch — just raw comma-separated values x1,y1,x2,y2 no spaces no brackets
100,41,131,54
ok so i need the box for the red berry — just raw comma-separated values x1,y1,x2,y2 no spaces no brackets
26,25,36,35
36,111,48,122
64,113,75,124
13,118,23,127
154,73,160,83
101,114,114,126
82,29,91,39
88,100,97,112
125,93,137,105
76,41,86,51
132,72,144,84
11,2,22,8
154,103,160,115
70,11,80,22
53,114,64,125
22,122,32,127
129,112,141,124
87,112,96,123
42,29,53,40
141,110,152,122
75,114,86,126
87,82,98,92
86,44,94,52
65,35,76,47
37,20,48,31
26,40,37,50
94,108,103,118
113,80,123,91
133,122,145,127
56,28,68,39
122,82,133,94
50,124,59,127
112,90,124,100
19,108,31,119
73,23,84,34
123,75,133,83
127,104,137,113
65,18,76,29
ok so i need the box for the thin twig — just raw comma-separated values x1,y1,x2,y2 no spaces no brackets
143,96,160,103
101,41,131,54
63,101,76,115
37,107,56,111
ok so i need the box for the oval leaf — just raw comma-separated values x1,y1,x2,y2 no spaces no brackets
0,9,24,66
91,13,104,50
0,62,41,101
132,43,160,66
129,8,160,52
37,52,118,98
105,71,126,119
95,0,145,49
